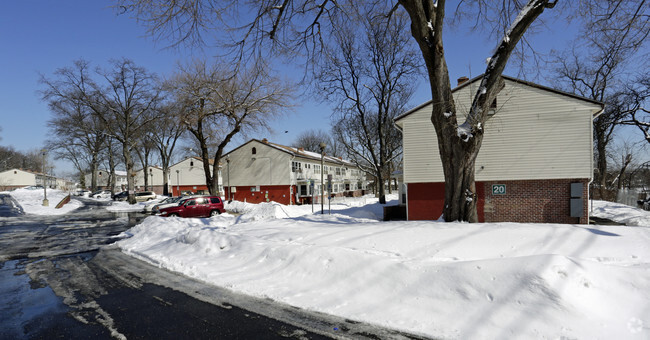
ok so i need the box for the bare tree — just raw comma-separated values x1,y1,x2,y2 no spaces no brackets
292,129,335,153
148,101,186,195
621,74,650,144
0,146,44,173
40,60,109,190
91,59,162,203
316,4,418,204
549,0,649,200
117,0,566,221
168,59,293,195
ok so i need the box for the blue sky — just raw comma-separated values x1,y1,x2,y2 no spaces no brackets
1,1,596,175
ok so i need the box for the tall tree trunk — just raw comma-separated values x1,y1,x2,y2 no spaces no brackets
400,0,554,222
123,143,136,204
90,155,98,191
162,167,170,196
377,168,386,204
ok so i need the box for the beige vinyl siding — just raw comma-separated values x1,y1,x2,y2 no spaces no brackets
400,79,599,184
227,141,293,186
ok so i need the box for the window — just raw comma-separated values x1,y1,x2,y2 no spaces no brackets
314,165,320,174
342,168,346,176
300,185,308,196
210,197,221,204
345,183,350,191
252,147,257,154
292,161,302,172
335,167,341,176
190,161,194,167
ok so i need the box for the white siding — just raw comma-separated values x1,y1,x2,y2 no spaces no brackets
169,158,222,187
226,141,292,186
399,79,600,183
134,167,166,187
0,169,36,187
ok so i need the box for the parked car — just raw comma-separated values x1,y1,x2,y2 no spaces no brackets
135,191,157,202
74,189,92,197
158,196,225,218
144,196,180,214
0,193,24,217
112,191,129,201
92,190,112,199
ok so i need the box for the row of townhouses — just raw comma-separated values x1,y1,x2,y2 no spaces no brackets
85,138,368,205
0,168,75,191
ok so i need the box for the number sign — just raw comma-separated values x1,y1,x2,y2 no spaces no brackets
492,184,506,195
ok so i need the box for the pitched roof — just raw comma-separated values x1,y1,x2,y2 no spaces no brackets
226,139,356,167
394,74,605,122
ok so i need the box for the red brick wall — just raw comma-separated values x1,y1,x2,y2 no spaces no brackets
482,179,588,224
407,178,589,224
227,185,293,205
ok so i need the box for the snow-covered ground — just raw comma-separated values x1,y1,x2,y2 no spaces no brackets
114,196,650,339
4,189,649,338
590,199,650,226
4,188,82,215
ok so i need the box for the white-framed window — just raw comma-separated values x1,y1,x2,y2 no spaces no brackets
314,165,321,174
335,167,341,176
292,161,302,172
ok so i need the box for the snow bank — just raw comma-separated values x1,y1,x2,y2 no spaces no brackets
118,197,650,339
106,200,152,212
591,199,650,226
5,188,81,215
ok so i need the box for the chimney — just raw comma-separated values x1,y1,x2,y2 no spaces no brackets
262,138,268,144
298,147,304,152
457,76,469,86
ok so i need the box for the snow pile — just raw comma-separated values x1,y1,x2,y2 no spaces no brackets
5,188,81,215
118,198,650,339
225,194,390,221
590,200,650,226
107,200,153,212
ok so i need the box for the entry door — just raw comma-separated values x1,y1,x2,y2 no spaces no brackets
183,198,200,217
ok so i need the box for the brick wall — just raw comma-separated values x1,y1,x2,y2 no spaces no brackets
406,179,589,224
482,178,589,224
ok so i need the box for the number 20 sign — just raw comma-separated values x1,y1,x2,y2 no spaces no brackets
492,184,506,195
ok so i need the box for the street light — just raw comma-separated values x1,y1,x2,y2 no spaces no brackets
319,142,326,214
41,149,48,207
176,169,180,196
149,168,153,192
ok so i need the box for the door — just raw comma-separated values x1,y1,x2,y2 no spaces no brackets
182,198,200,217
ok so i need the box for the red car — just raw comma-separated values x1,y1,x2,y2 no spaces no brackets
159,196,225,218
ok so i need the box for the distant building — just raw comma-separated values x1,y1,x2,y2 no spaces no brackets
134,166,166,194
0,168,71,191
82,169,127,191
168,157,223,196
395,75,604,224
222,138,367,205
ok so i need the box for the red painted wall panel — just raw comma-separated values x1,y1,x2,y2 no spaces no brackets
227,185,293,205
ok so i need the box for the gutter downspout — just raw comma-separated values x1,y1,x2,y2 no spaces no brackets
393,119,407,220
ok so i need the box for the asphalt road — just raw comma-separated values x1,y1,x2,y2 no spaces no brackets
0,198,429,340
